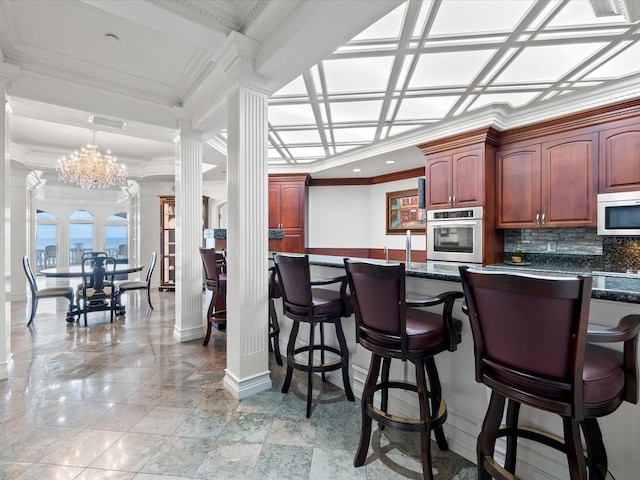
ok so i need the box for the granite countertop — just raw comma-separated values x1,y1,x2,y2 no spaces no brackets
213,229,285,240
305,254,640,305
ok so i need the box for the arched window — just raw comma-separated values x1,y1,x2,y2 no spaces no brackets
105,212,128,258
36,210,57,269
69,210,94,265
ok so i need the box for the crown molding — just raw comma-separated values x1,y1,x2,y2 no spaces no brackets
5,51,178,107
172,0,242,31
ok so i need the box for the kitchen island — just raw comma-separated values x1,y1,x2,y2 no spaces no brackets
271,254,640,480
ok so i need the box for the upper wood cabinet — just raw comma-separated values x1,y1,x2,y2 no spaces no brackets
599,123,640,193
425,148,484,209
496,133,598,228
268,175,309,253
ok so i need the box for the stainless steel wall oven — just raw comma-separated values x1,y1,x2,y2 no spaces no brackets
427,206,483,263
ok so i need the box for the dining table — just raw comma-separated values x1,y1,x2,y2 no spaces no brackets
41,263,144,321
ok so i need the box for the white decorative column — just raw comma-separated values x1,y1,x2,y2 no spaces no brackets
0,79,14,379
173,123,206,342
219,32,271,398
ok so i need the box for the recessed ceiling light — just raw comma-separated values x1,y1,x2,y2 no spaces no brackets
105,33,119,43
385,160,395,164
353,168,362,172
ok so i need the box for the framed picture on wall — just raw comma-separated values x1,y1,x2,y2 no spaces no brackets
386,189,426,235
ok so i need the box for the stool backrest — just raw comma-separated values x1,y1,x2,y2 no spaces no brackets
273,253,313,314
199,248,224,289
344,260,407,357
459,266,593,418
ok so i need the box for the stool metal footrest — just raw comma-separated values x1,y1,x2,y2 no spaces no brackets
287,344,347,373
367,380,448,433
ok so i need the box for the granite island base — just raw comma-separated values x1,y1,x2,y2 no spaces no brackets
270,254,640,480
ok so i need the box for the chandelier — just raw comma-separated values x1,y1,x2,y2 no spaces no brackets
57,129,128,189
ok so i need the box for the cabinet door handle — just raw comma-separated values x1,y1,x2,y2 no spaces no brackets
536,213,540,224
448,196,452,205
541,213,546,225
452,196,456,205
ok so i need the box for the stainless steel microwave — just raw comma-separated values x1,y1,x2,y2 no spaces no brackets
597,191,640,235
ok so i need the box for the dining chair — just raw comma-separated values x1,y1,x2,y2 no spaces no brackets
459,266,640,480
76,251,108,291
44,244,57,267
273,253,354,418
115,252,156,312
77,255,118,326
23,255,75,326
344,259,463,479
117,243,128,258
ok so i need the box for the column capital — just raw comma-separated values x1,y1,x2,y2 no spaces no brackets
214,31,259,73
171,111,204,144
214,31,268,93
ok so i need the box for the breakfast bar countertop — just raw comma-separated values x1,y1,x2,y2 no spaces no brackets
303,254,640,305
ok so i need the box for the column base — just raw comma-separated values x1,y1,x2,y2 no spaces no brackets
223,368,272,400
173,324,205,343
0,356,14,380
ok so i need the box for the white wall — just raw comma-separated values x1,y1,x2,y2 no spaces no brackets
10,168,27,301
308,177,426,254
136,178,227,288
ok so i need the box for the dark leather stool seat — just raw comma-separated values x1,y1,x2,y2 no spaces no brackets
344,259,463,480
459,266,640,480
273,253,354,418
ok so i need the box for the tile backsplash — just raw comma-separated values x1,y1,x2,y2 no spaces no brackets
505,228,602,255
504,228,640,272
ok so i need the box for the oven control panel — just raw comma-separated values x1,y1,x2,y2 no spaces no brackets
427,206,483,221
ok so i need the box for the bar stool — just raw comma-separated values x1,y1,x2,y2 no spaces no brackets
199,247,227,346
273,253,355,418
344,259,463,480
459,266,640,480
268,262,283,366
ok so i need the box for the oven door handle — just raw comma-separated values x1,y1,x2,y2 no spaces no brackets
429,221,479,228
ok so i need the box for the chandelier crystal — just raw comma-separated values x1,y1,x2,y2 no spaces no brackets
57,129,128,189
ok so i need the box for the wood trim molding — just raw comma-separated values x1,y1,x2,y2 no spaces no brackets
371,167,425,184
269,174,311,185
307,247,426,262
498,98,640,146
309,167,424,187
417,127,500,156
308,177,371,186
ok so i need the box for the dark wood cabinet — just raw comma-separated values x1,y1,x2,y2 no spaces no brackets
496,133,597,228
419,130,503,265
496,144,541,228
268,174,309,253
425,148,483,209
599,123,640,193
159,195,209,291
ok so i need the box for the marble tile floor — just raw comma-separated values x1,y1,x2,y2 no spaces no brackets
1,286,477,480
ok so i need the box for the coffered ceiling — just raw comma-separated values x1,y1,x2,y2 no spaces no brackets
1,0,640,186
